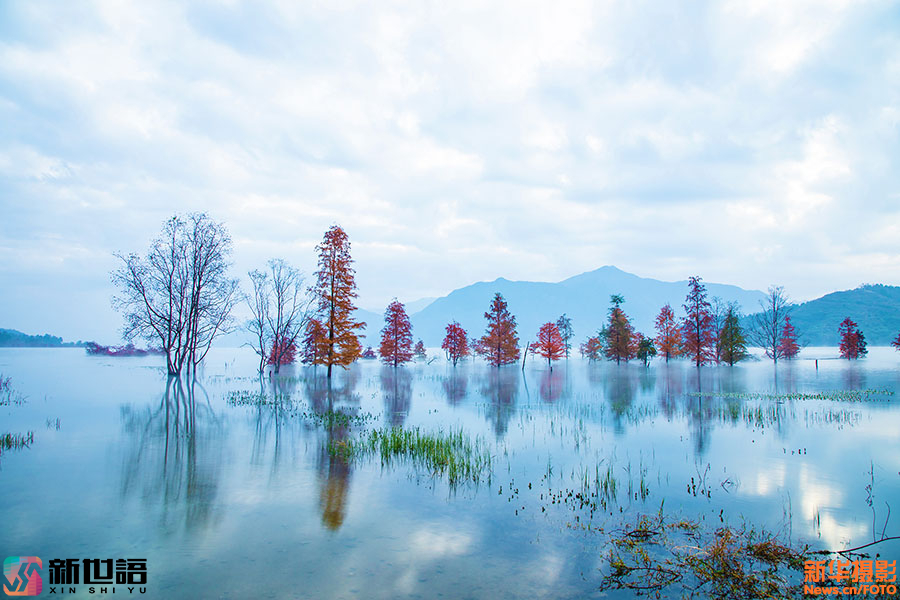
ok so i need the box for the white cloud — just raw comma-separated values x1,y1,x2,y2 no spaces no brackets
0,0,898,340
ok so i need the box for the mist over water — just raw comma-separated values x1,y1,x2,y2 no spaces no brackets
1,347,899,599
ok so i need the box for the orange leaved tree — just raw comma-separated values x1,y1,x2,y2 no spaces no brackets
301,318,327,365
442,321,470,366
476,293,520,367
654,304,682,362
534,322,565,369
379,300,414,367
605,294,636,363
313,225,365,377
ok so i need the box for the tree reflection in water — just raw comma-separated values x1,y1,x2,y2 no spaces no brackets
380,367,412,427
304,369,360,531
119,376,224,535
538,367,566,403
479,368,519,439
441,369,468,406
604,364,637,434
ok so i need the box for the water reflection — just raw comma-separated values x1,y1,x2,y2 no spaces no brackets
119,376,224,535
479,369,519,438
441,369,469,406
538,368,566,403
842,363,866,391
603,365,637,434
250,372,300,477
304,370,360,531
657,363,684,418
380,367,412,427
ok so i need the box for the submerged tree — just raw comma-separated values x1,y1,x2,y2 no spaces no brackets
718,304,748,366
112,213,240,376
752,286,794,363
605,294,636,363
636,334,657,366
414,340,427,360
654,304,682,363
301,318,328,365
476,293,520,367
534,322,565,370
245,259,313,374
556,314,574,359
580,335,603,361
313,225,365,377
892,332,900,353
267,339,296,366
838,317,866,359
777,316,800,359
681,276,716,367
379,300,414,367
442,321,470,366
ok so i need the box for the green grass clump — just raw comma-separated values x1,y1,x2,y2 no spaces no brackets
226,390,288,406
690,389,893,402
340,426,493,486
1,431,34,451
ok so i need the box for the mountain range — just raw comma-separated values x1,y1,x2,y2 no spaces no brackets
359,268,900,348
362,266,766,347
4,268,898,350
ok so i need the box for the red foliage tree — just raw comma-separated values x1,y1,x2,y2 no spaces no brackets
580,336,603,361
414,340,427,359
533,322,565,369
300,318,327,365
838,317,863,359
893,332,900,353
681,276,716,366
477,293,520,367
654,304,682,362
379,300,414,367
605,295,636,363
267,339,296,365
442,321,470,366
777,316,800,359
313,225,365,376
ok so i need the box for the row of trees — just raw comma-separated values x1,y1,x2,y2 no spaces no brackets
113,214,892,375
115,217,366,377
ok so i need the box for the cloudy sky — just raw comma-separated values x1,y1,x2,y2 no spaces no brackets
1,0,898,342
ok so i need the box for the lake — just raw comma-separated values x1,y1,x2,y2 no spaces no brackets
2,347,899,598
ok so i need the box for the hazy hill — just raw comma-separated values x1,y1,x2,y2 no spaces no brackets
404,266,767,346
0,328,83,347
778,284,900,346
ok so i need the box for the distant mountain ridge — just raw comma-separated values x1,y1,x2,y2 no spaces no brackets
781,284,900,346
397,266,768,346
0,328,84,348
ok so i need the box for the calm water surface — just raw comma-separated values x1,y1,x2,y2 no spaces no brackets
2,347,899,598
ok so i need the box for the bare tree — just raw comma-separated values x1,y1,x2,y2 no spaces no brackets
246,270,270,374
112,213,240,376
752,285,794,363
245,259,314,374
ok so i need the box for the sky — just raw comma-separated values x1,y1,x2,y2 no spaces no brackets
1,0,899,343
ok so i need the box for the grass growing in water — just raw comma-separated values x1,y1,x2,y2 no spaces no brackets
1,431,34,452
690,389,893,402
600,511,809,598
337,426,493,486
